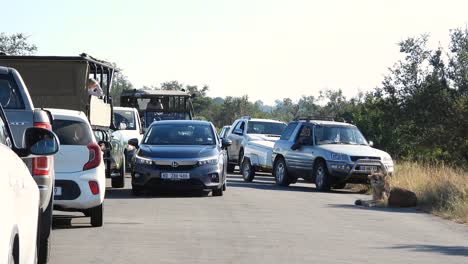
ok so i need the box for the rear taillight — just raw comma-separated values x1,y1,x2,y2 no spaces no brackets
33,122,52,130
33,157,49,175
83,143,102,171
89,181,99,195
32,121,52,176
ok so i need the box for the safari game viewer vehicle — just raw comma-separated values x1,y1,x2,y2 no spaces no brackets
0,54,127,188
120,89,194,129
272,117,394,191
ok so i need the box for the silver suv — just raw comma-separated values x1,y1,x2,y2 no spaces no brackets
227,116,286,172
272,119,394,191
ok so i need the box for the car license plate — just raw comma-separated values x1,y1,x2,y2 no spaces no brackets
360,166,378,172
54,186,62,196
161,173,190,180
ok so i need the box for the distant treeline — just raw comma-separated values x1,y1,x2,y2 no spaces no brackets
119,28,468,167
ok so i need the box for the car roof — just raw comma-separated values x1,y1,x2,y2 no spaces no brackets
296,120,355,127
150,120,213,126
46,108,89,123
114,106,136,111
237,117,285,124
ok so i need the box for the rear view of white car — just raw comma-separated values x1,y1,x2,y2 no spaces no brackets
50,109,106,227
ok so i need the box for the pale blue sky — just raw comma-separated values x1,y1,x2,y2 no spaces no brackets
3,0,468,104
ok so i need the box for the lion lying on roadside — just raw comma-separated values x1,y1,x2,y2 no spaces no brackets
355,172,418,208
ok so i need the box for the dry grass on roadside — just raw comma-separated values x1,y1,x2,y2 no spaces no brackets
391,162,468,223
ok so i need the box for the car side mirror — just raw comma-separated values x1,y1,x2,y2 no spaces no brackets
222,138,232,148
19,127,59,157
291,142,300,150
368,140,374,147
128,138,139,147
234,128,243,135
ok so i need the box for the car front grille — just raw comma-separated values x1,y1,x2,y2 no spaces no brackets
155,164,198,171
350,156,381,162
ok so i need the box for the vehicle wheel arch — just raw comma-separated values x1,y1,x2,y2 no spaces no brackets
273,154,285,166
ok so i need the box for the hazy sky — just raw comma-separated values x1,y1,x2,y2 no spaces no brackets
3,0,468,104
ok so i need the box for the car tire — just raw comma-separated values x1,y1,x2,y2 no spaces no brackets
273,158,290,186
90,204,103,227
241,158,255,182
314,160,331,192
37,195,53,264
111,155,125,188
9,235,19,264
238,149,244,167
212,186,223,196
132,185,143,196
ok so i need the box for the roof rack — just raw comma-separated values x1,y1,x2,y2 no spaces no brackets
294,116,335,122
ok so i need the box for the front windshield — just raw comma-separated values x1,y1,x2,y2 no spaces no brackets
314,125,368,145
246,121,286,136
114,110,136,130
143,123,216,145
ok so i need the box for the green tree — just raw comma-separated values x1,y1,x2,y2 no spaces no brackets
0,33,37,55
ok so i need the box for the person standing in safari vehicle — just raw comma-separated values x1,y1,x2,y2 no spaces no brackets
87,78,104,97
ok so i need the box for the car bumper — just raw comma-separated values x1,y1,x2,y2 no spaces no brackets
327,159,394,184
53,167,105,210
132,163,224,191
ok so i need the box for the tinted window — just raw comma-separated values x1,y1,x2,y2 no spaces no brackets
296,125,313,145
280,122,298,140
144,123,215,145
314,125,368,145
246,121,286,136
114,109,136,130
0,73,25,109
52,119,93,145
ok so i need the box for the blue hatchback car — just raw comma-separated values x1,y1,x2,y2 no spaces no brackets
128,120,232,196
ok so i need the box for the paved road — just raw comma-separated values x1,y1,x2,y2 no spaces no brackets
50,172,468,264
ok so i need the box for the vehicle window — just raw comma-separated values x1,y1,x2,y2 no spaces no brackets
144,111,190,126
114,110,136,130
0,74,25,109
280,122,298,140
52,119,94,145
246,121,286,136
314,125,368,145
234,121,244,132
144,123,215,145
296,125,313,145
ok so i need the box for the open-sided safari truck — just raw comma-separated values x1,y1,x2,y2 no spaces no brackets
0,53,127,188
120,89,194,129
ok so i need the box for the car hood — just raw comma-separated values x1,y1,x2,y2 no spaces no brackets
138,145,218,159
248,140,275,149
247,134,281,142
318,144,390,158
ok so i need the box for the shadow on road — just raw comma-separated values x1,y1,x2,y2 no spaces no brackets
227,176,360,194
387,244,468,257
327,204,422,214
105,187,210,200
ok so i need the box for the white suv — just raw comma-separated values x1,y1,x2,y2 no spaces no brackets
49,109,106,227
227,117,286,172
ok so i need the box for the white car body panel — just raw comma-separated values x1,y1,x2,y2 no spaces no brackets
244,140,275,169
0,144,39,264
49,109,106,210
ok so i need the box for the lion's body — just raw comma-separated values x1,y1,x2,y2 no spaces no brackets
355,173,417,208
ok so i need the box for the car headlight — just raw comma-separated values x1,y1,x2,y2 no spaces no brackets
383,155,393,163
134,154,152,165
330,153,348,161
198,156,219,166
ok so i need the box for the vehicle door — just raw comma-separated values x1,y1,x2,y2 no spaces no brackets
285,123,315,177
227,120,244,161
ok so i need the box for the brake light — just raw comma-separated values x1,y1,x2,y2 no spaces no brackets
33,157,49,175
33,122,52,130
83,143,102,170
89,181,99,195
32,121,52,176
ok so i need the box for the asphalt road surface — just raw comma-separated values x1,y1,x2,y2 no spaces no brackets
50,172,468,264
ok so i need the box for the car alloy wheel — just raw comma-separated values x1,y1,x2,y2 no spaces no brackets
276,162,285,183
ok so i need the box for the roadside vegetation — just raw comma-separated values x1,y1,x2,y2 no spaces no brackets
392,162,468,223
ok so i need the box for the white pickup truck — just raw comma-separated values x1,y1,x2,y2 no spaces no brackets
240,139,276,182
